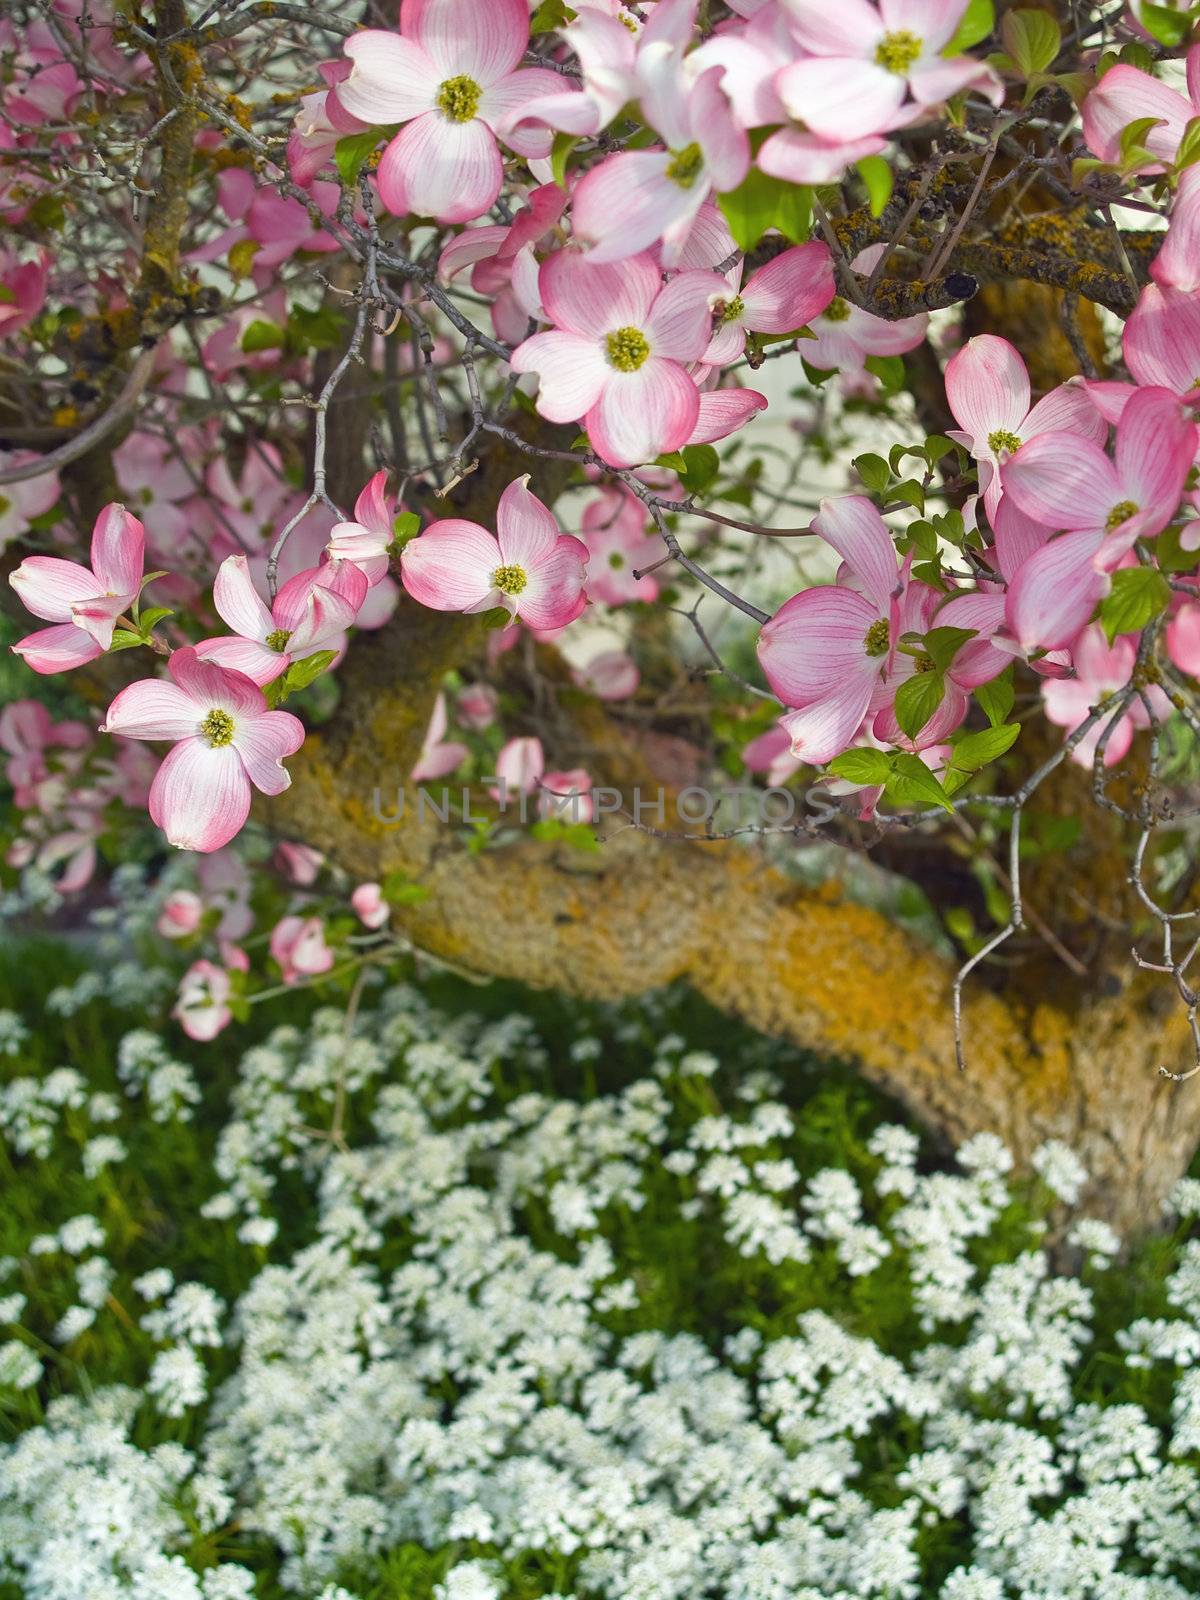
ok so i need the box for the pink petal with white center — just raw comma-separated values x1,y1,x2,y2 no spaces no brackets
515,87,607,137
326,523,390,586
934,591,1008,687
779,0,885,53
758,584,881,706
478,68,563,154
1124,282,1200,394
1002,432,1119,531
338,30,437,124
169,647,269,719
879,0,967,51
403,0,527,84
354,470,394,537
400,519,502,611
517,535,589,630
572,151,704,265
439,225,508,283
945,334,1030,444
494,735,545,796
690,22,789,127
907,55,1002,108
586,359,700,467
1005,528,1107,651
89,503,144,595
1022,379,1107,446
645,270,721,360
1168,602,1200,675
285,584,359,654
688,386,767,443
539,248,661,336
740,243,836,334
377,114,502,224
812,495,898,615
776,56,906,142
1081,379,1134,427
691,65,750,192
149,739,251,853
213,554,272,641
992,497,1050,582
1081,64,1192,166
12,623,103,676
508,331,608,422
312,557,370,614
704,319,747,366
70,592,130,651
496,475,561,570
1114,383,1196,529
230,709,306,797
100,676,205,740
193,635,286,686
1154,164,1200,292
10,556,98,622
779,677,876,766
758,127,888,184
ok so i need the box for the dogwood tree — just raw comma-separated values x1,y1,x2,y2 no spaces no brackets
4,0,1200,1226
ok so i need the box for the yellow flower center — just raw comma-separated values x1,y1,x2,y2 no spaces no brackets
619,9,638,31
492,564,528,596
864,618,890,657
266,628,292,652
874,29,922,74
823,297,851,322
987,428,1022,455
605,325,650,372
1106,500,1139,530
665,142,704,189
717,295,746,326
913,652,936,673
608,551,625,570
436,74,482,123
200,708,236,747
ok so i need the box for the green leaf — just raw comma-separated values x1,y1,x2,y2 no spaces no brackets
943,0,994,54
890,476,926,513
999,8,1061,75
389,510,421,554
288,304,347,351
1140,1,1196,48
137,606,174,631
381,870,430,906
283,649,337,693
864,353,906,394
1177,114,1200,171
240,318,285,353
855,154,893,217
887,753,954,813
1119,115,1167,172
828,748,892,785
852,452,890,494
922,624,977,674
976,666,1015,727
529,0,573,32
1155,522,1200,572
107,629,145,653
717,169,811,251
678,444,721,494
894,671,946,739
550,131,579,188
334,129,383,187
774,181,812,243
951,721,1021,771
1099,566,1170,643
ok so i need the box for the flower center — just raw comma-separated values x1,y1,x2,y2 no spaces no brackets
605,325,650,372
266,628,292,652
717,295,745,326
665,142,704,189
874,29,922,74
987,428,1022,455
200,708,236,747
619,10,638,30
436,74,482,123
1106,499,1139,530
491,564,528,596
608,551,625,570
823,297,851,323
913,652,936,673
863,618,890,657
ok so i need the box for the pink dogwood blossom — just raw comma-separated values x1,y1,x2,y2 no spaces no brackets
492,736,544,801
410,692,469,781
579,487,662,605
401,475,588,628
270,914,335,985
325,470,398,585
541,768,594,822
510,250,715,467
351,882,390,930
775,0,1001,143
174,957,241,1041
1152,163,1200,293
1041,624,1170,768
334,0,560,224
802,247,928,374
944,334,1105,520
575,649,640,701
0,249,48,338
703,243,836,366
194,554,366,686
158,890,204,939
100,648,305,853
1082,42,1200,169
0,454,58,552
273,840,325,885
456,683,498,729
10,502,144,674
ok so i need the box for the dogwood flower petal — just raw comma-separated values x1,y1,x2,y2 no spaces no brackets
149,739,252,853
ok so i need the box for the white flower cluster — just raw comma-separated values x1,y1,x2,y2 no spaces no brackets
2,985,1200,1600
